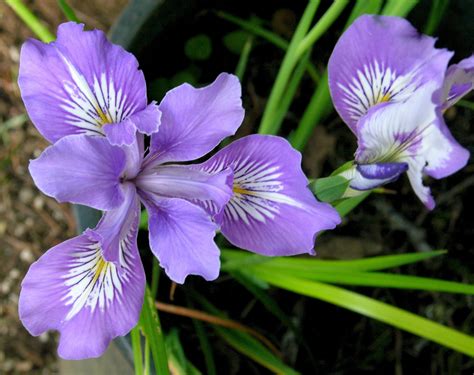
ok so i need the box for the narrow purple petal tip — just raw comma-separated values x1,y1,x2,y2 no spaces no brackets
438,55,474,109
347,162,408,191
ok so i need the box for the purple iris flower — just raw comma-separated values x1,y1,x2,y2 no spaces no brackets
18,24,340,360
328,15,472,209
18,22,161,146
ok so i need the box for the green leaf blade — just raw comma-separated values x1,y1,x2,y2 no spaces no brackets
254,270,474,357
57,0,80,22
221,249,447,273
139,287,170,375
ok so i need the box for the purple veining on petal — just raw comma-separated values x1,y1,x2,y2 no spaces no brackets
19,206,145,360
393,129,425,156
353,80,468,207
21,69,342,359
328,15,452,132
18,22,160,145
193,134,341,256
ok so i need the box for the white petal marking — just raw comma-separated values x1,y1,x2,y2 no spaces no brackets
224,158,302,225
58,53,131,133
338,60,419,121
61,232,136,321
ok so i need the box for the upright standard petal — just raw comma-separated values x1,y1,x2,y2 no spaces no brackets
438,55,474,109
328,15,452,132
142,196,220,284
196,135,341,256
355,83,468,208
19,216,145,360
136,164,233,213
18,22,160,145
146,73,244,166
29,135,126,210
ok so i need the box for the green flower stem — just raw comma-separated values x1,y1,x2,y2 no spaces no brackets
216,11,288,49
258,0,321,135
289,70,331,150
57,0,80,23
216,11,320,83
151,258,160,299
424,0,449,35
295,0,349,60
254,269,474,357
187,298,217,375
131,325,144,375
290,0,384,152
457,100,474,111
272,49,312,131
382,0,419,17
140,287,169,375
143,259,160,374
259,0,349,136
144,340,151,375
235,36,254,80
5,0,55,42
345,0,383,26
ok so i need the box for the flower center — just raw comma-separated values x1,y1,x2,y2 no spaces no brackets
92,256,110,285
233,184,251,195
96,106,114,126
378,92,391,103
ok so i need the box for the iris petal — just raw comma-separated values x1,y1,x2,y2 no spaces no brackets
355,83,468,207
136,164,233,213
328,15,452,132
146,73,244,166
29,135,126,211
195,135,341,255
344,162,408,191
18,22,159,145
438,55,474,109
143,196,220,284
19,205,144,360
